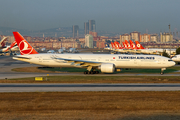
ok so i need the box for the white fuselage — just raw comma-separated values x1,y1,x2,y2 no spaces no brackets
0,46,19,53
172,55,180,62
13,53,175,69
137,48,176,55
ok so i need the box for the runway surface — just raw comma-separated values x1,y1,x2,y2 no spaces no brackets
0,83,180,92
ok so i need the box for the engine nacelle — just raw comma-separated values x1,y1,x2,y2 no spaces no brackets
98,63,115,73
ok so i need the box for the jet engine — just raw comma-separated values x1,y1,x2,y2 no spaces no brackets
98,63,115,73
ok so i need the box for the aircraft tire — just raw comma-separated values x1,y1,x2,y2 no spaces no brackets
160,72,164,75
84,71,88,74
93,71,96,74
96,71,99,74
88,71,92,74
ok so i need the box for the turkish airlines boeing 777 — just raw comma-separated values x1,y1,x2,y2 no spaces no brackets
13,32,175,74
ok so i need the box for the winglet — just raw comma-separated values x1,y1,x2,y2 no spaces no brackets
13,32,38,55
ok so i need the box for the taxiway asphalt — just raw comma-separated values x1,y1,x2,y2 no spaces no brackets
0,83,180,92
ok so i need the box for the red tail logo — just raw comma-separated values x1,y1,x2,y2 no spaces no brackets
13,32,38,55
122,42,127,48
125,40,131,49
111,42,115,48
135,41,144,49
129,40,137,49
114,41,120,49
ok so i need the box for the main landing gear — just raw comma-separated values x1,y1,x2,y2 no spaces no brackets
84,71,99,74
84,66,100,74
160,68,166,75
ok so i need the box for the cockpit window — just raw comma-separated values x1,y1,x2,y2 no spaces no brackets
168,59,173,61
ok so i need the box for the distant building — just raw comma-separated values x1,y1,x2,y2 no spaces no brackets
6,36,15,44
130,31,140,41
160,32,173,43
150,34,158,42
140,34,150,42
72,25,79,38
84,22,89,35
85,34,93,48
89,20,96,32
120,34,130,44
89,31,98,37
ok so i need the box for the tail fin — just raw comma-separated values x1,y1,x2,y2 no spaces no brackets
122,42,127,49
135,41,145,49
10,41,17,49
111,42,116,49
13,32,38,55
113,41,119,49
0,37,7,48
129,40,137,49
125,40,131,49
114,41,123,49
105,43,110,48
4,41,17,52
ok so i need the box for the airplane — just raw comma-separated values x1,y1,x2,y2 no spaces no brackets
57,47,67,53
12,32,175,75
58,48,64,53
134,41,176,55
0,40,19,55
125,40,133,49
110,42,126,53
122,42,128,49
68,48,78,53
0,37,8,49
104,43,111,50
129,40,137,49
47,50,55,53
172,55,180,62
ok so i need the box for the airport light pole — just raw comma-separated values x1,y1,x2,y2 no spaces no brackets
168,24,171,57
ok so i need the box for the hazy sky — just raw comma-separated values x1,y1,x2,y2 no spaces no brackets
0,0,179,34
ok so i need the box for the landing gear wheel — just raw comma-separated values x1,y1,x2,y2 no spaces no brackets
96,71,99,74
160,71,164,75
88,71,92,74
84,71,88,74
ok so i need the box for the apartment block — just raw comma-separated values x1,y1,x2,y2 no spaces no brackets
120,34,130,44
140,34,150,42
160,32,173,43
85,34,93,48
130,31,140,41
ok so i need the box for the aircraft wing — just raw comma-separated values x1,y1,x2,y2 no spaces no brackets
13,56,31,60
52,57,102,67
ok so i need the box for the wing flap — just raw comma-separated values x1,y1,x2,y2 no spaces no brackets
52,57,101,67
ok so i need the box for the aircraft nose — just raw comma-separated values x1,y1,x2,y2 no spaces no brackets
171,57,176,61
171,61,176,66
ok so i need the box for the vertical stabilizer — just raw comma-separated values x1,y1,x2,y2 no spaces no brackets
135,41,145,49
0,37,7,48
125,40,132,49
111,42,116,49
13,32,38,55
122,42,127,49
129,40,137,49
